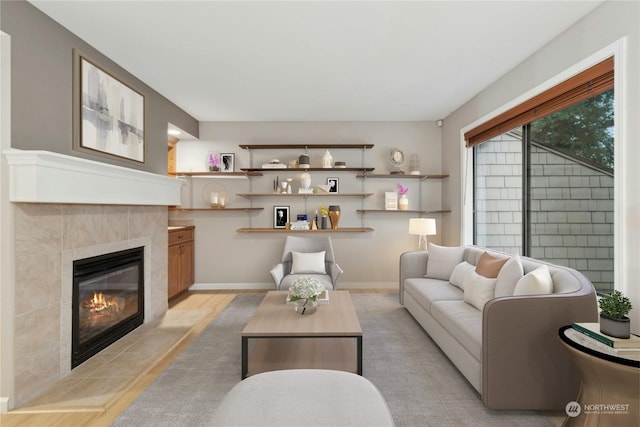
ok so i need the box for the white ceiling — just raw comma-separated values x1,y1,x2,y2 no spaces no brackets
30,1,602,122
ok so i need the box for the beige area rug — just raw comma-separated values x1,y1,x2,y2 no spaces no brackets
13,308,213,413
112,294,553,426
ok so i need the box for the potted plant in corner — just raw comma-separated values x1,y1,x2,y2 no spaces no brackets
599,290,633,338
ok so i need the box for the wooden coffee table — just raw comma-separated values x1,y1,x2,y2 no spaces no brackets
241,290,363,379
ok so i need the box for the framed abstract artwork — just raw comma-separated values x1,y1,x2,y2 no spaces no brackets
221,153,235,172
73,50,145,163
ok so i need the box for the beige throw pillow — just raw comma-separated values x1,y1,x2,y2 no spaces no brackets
475,251,508,278
290,251,326,274
425,243,466,280
513,265,553,296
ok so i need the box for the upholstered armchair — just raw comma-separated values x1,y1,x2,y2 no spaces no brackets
270,236,343,290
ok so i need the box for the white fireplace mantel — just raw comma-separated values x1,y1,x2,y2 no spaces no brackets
4,149,182,205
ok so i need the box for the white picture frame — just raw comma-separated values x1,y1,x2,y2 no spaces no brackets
221,153,235,172
385,192,398,210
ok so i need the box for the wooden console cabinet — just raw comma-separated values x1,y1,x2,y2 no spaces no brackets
168,226,195,299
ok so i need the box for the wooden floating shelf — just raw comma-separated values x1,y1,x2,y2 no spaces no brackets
240,144,374,150
169,207,264,212
236,227,374,233
357,209,451,214
242,167,374,172
237,192,373,198
356,173,449,179
171,171,263,177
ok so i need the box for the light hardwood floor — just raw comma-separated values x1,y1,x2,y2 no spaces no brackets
0,289,393,427
1,289,563,427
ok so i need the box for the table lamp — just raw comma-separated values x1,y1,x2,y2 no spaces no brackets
409,218,436,251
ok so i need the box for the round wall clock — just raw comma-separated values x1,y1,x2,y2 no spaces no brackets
389,148,405,175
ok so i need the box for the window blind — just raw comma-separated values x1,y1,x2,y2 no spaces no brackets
464,57,614,148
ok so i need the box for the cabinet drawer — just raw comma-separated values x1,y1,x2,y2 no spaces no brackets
168,228,194,245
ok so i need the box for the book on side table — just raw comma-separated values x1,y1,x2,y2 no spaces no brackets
572,322,640,354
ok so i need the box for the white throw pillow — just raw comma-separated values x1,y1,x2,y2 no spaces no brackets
513,265,553,296
290,251,326,274
463,271,497,311
425,243,466,280
449,262,475,291
494,254,524,297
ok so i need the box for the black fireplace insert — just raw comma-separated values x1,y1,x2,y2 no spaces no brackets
72,247,144,368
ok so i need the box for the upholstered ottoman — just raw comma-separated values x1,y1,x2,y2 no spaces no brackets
210,369,395,426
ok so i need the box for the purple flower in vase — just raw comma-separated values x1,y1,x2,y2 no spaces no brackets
208,154,220,171
397,183,408,196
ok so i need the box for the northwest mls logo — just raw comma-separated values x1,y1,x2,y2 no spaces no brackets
566,401,581,417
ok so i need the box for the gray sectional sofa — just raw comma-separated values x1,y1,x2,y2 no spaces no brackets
399,245,598,410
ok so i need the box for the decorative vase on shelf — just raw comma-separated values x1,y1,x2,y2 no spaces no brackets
207,152,220,171
323,150,333,168
328,205,341,230
399,195,409,210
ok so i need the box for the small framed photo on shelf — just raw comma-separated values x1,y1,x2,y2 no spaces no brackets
385,192,398,210
274,206,290,229
327,177,339,193
221,153,235,172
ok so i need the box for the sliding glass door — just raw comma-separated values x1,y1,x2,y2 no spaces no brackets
473,89,614,292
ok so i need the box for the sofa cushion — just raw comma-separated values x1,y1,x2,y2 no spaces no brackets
494,254,524,297
475,251,508,278
513,265,553,296
463,271,497,311
426,243,466,280
430,300,483,361
449,262,475,290
404,278,463,313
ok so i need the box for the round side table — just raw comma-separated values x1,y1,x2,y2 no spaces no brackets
558,325,639,427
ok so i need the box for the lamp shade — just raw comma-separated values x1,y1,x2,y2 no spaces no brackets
409,218,436,236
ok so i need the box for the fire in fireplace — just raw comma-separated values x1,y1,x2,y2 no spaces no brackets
72,247,144,368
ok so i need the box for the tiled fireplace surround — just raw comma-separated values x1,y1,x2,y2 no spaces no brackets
6,150,180,407
14,204,168,405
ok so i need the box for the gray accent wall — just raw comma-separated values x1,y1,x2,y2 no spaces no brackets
0,0,198,174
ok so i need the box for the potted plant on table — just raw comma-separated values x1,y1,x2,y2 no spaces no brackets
599,290,633,338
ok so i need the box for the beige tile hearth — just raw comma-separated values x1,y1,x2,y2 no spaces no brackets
12,306,213,413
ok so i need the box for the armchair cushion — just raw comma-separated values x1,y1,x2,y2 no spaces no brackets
290,251,326,274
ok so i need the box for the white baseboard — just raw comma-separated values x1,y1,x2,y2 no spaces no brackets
189,282,398,291
189,282,272,291
0,396,9,414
